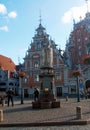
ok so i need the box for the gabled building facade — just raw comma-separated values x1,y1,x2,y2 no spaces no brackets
22,22,69,98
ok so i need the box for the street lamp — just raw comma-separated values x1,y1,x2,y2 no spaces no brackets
73,70,82,102
19,71,26,104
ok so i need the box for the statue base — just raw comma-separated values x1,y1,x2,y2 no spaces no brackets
32,91,60,109
32,101,60,109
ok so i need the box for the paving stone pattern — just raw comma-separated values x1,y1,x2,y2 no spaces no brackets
1,125,90,130
0,98,90,129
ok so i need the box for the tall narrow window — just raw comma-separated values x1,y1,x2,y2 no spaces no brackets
56,72,62,80
34,61,39,68
34,75,39,82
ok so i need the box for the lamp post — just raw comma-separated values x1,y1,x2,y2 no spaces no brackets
73,70,81,102
19,71,26,104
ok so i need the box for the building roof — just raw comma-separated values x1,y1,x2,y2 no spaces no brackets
0,55,16,72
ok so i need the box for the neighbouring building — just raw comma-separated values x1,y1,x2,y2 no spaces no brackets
65,12,90,70
65,11,90,95
0,55,19,95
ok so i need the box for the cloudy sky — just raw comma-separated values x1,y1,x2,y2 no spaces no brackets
0,0,90,64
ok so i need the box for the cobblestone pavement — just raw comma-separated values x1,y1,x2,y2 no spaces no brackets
0,97,90,129
1,125,90,130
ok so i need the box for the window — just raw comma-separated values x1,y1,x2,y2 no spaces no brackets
56,72,62,80
77,38,80,42
9,82,14,86
85,37,88,41
25,78,28,83
79,51,81,56
34,61,39,68
37,43,41,49
70,85,76,94
34,75,39,82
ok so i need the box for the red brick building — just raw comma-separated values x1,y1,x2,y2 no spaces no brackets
66,12,90,69
65,12,90,96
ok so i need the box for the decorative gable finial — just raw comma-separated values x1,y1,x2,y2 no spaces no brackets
39,10,42,25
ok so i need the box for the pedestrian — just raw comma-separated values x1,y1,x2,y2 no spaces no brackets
34,88,39,101
0,92,6,106
7,88,14,106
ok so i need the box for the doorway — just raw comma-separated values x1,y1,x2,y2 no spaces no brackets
24,89,29,98
57,87,62,97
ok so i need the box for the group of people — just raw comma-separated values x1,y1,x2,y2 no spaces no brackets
0,87,39,106
0,88,14,107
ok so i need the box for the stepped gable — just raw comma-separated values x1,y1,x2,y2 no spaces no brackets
0,55,16,72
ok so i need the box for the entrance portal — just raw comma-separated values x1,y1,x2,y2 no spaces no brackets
57,87,62,97
85,80,90,98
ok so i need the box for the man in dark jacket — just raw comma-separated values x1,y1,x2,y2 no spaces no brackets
7,88,14,106
34,88,39,101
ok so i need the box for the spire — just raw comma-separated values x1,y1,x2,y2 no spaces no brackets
39,11,42,25
79,16,82,21
73,19,75,28
85,0,89,13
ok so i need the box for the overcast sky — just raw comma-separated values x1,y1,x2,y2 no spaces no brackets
0,0,90,64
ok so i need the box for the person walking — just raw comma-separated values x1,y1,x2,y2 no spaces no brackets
7,88,14,106
34,88,39,101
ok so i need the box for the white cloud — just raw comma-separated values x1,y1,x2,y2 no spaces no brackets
0,4,7,14
62,2,90,24
0,26,9,32
0,3,17,32
8,11,17,19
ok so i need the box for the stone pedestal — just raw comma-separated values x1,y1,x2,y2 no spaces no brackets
32,101,60,109
39,91,56,102
32,102,40,109
40,102,52,109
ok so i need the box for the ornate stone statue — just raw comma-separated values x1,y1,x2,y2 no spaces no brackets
42,43,53,67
